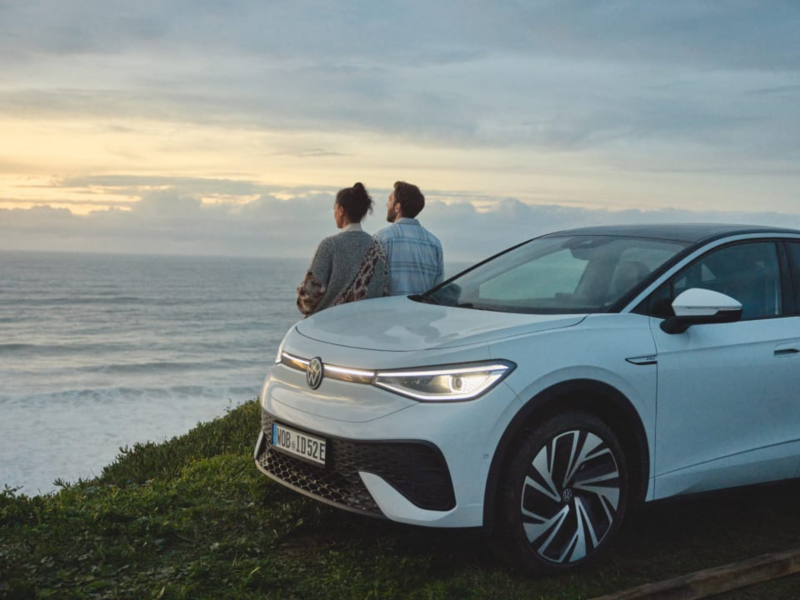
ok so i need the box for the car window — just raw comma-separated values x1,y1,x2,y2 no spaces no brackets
619,246,679,272
424,235,687,314
646,242,783,320
477,248,587,302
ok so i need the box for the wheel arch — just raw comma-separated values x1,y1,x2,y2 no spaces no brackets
482,378,650,531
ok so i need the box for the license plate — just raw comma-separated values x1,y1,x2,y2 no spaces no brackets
272,423,327,466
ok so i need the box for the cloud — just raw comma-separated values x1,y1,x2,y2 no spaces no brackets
1,1,797,162
53,176,340,200
2,2,798,71
1,1,798,237
426,198,800,260
271,149,351,158
3,190,800,262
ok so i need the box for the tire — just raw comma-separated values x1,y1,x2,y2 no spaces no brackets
494,411,629,573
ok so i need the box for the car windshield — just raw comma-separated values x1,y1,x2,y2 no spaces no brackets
421,235,689,314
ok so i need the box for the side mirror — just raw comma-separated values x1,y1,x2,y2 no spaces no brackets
660,288,743,334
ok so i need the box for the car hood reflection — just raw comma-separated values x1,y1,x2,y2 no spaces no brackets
295,296,587,351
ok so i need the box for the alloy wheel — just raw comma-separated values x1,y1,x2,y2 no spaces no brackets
519,429,621,564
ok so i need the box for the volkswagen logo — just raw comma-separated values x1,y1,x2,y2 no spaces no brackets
562,488,574,503
306,357,324,390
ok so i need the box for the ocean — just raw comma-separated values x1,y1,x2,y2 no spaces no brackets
0,251,305,495
1,251,469,495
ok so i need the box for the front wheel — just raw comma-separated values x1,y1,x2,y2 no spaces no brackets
494,411,628,572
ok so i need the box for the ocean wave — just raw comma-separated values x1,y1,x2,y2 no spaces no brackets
0,342,124,356
77,358,257,375
11,296,147,306
0,384,259,406
0,343,42,353
3,295,267,307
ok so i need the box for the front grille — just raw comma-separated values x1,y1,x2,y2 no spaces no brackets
256,412,456,516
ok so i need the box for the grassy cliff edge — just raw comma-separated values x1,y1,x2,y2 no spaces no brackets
3,400,800,599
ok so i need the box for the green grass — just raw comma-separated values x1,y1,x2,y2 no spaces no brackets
3,400,800,599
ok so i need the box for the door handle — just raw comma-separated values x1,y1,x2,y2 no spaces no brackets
774,345,800,357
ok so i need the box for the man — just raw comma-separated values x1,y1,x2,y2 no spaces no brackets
375,181,444,296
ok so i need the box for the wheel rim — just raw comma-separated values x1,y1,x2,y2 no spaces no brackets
520,429,621,564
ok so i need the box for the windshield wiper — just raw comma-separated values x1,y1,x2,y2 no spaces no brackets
410,294,441,305
456,302,495,311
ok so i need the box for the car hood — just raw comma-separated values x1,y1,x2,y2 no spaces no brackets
295,296,586,351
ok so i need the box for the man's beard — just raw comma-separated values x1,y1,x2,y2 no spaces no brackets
386,207,395,223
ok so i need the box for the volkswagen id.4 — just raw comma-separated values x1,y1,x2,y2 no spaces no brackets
255,224,800,571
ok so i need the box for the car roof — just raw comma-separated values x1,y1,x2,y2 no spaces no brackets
544,223,800,244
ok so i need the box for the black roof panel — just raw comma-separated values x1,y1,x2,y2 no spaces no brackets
544,223,800,244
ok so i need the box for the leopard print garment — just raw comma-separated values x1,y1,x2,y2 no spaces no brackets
333,241,388,306
296,271,327,316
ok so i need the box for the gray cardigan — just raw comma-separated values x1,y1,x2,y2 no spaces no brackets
296,227,389,316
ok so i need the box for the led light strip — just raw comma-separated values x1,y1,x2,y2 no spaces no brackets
280,353,511,394
281,352,375,383
324,364,376,378
373,372,505,401
281,352,310,370
282,352,309,365
375,364,510,378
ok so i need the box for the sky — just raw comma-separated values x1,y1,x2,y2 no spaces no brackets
1,1,798,261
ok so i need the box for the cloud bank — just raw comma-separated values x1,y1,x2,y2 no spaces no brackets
4,187,800,262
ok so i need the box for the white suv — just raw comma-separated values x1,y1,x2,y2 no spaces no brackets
255,224,800,572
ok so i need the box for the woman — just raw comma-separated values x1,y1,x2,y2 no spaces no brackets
296,183,388,316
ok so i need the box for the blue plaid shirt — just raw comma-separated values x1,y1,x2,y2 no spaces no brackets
374,218,444,296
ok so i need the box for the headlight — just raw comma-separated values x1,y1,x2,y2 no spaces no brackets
373,361,515,402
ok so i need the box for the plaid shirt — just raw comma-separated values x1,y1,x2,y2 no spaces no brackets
374,218,444,296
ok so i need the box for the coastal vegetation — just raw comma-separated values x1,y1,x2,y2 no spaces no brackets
2,400,800,599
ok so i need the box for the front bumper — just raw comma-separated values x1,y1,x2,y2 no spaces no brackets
255,369,522,527
255,411,456,517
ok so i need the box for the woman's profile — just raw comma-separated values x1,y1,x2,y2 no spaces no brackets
296,183,388,316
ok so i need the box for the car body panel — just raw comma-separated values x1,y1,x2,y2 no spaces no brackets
295,295,586,351
488,313,659,501
650,315,800,498
280,325,495,370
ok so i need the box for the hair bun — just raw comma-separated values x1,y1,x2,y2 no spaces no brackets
336,182,373,222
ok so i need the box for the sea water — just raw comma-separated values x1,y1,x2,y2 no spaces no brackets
0,251,305,494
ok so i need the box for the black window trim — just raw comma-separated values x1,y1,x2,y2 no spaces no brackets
777,241,796,317
634,237,797,322
782,240,800,316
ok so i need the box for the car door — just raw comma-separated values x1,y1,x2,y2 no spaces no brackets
645,240,800,500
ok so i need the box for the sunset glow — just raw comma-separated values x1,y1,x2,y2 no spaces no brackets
1,2,798,259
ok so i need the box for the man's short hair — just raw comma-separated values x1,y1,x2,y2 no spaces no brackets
393,181,425,219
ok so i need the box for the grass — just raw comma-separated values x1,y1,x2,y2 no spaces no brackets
3,400,800,599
